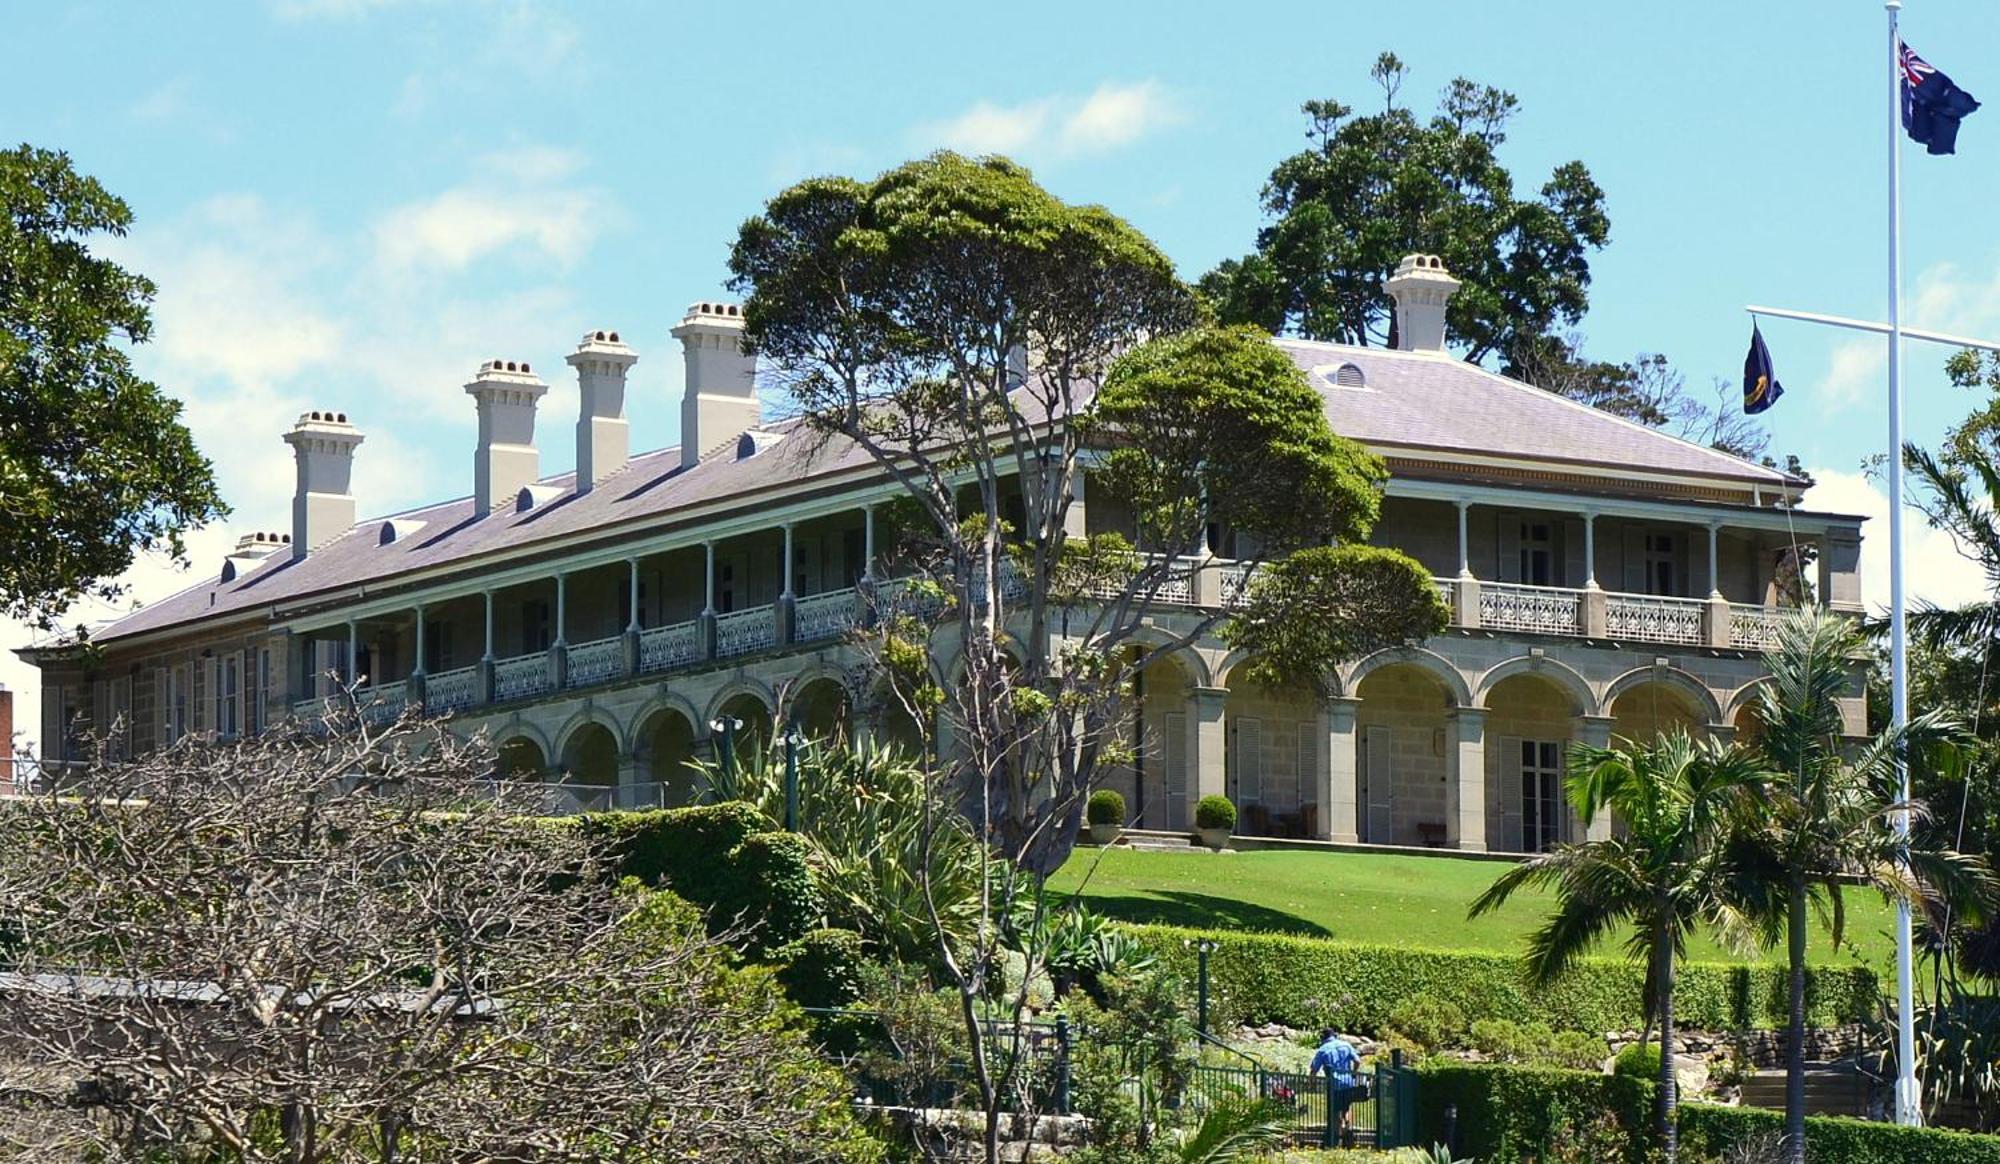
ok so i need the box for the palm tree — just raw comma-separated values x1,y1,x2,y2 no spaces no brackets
1744,609,1995,1164
1471,730,1769,1163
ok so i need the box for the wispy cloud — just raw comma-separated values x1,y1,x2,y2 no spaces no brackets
1802,466,1987,615
373,187,604,272
914,80,1183,163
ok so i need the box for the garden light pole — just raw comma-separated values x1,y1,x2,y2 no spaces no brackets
709,716,742,784
1188,937,1219,1034
780,724,802,832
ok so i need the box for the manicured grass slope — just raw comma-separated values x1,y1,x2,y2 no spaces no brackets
1047,846,1895,974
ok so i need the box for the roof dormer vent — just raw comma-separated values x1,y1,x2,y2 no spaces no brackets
736,429,784,460
516,483,564,512
378,518,427,545
1334,362,1366,387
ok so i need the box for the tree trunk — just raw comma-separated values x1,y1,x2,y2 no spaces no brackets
1656,913,1678,1163
1786,873,1809,1164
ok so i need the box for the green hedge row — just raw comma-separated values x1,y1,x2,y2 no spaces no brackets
1126,923,1880,1034
1407,1062,2000,1164
575,804,821,956
1679,1103,2000,1164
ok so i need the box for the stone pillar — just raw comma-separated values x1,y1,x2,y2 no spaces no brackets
1821,527,1864,613
1576,713,1617,841
1583,587,1609,638
1321,696,1361,843
1063,470,1088,540
1445,707,1487,852
1191,685,1229,803
1706,593,1735,648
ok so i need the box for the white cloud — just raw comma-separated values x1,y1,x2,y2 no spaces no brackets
374,187,603,272
129,77,192,122
1802,466,1989,615
915,80,1182,163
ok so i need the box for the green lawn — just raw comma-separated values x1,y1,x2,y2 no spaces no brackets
1047,846,1896,975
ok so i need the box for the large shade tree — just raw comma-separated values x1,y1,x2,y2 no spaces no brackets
0,145,225,632
1199,53,1609,367
1471,731,1770,1163
729,151,1445,1164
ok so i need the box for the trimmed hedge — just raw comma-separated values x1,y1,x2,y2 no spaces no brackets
1680,1103,2000,1164
575,804,820,955
1413,1062,1653,1164
777,928,868,1011
1127,923,1879,1034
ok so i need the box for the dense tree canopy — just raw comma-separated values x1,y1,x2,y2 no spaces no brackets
1200,53,1609,366
0,145,224,631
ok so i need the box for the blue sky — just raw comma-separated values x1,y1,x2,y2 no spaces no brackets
4,0,1997,738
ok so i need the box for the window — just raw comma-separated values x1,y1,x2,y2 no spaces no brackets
424,618,455,671
1519,521,1556,586
1644,532,1678,596
1521,740,1563,852
718,561,736,614
521,600,552,652
166,664,190,743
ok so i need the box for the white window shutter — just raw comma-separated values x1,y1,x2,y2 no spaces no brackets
1236,717,1262,806
1500,735,1524,852
1363,724,1394,843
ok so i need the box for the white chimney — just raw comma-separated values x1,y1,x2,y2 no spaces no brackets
565,329,637,494
670,301,759,470
221,530,290,581
466,359,548,516
282,411,364,560
1384,254,1462,353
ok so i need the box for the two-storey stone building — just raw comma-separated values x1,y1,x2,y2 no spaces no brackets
18,256,1866,854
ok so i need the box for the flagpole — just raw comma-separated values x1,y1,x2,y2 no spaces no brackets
1886,0,1921,1129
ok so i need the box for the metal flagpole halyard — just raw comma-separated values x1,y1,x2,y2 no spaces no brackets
1885,0,1920,1128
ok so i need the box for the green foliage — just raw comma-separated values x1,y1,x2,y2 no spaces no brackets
1,144,228,630
1224,545,1450,698
1679,1103,2000,1164
776,927,868,1011
573,802,821,956
1126,924,1880,1035
1201,54,1609,366
1613,1041,1663,1081
1465,1020,1606,1071
1388,997,1467,1051
1089,789,1128,827
1095,324,1385,555
1195,796,1237,832
1413,1063,1653,1164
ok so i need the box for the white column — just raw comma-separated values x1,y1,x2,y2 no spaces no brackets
861,505,876,582
345,620,359,685
412,605,427,676
781,522,796,600
1455,500,1472,578
1321,697,1361,844
481,591,495,660
1191,686,1229,802
626,557,642,632
1707,523,1723,598
702,541,717,616
1583,511,1599,589
554,573,568,646
1445,707,1488,853
1576,714,1616,842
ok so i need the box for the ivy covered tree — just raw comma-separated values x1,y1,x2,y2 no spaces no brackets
1,145,225,631
1201,53,1610,367
730,152,1444,1164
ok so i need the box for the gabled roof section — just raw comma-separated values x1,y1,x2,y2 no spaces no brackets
1278,339,1800,488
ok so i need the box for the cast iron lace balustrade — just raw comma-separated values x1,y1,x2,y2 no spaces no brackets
1478,581,1584,636
361,680,406,724
793,588,860,642
1433,577,1457,611
1730,604,1788,651
638,620,703,673
565,635,625,689
715,605,776,658
493,652,553,702
424,664,481,712
1604,592,1706,646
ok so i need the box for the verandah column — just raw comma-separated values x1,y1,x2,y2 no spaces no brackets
1575,713,1617,842
1190,685,1229,805
623,556,642,677
478,590,496,704
1319,696,1361,844
1453,499,1481,628
1444,706,1487,852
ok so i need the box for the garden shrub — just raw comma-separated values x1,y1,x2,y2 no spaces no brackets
1388,997,1467,1051
1468,1018,1541,1063
1194,795,1236,831
1412,1062,1653,1164
777,927,868,1011
1679,1103,2000,1164
1611,1041,1662,1081
1127,924,1879,1034
1540,1028,1609,1071
1087,789,1126,826
573,803,821,955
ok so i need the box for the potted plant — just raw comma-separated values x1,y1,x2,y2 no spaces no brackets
1086,789,1126,845
1194,795,1236,850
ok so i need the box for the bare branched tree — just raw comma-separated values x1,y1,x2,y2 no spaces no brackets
0,708,879,1164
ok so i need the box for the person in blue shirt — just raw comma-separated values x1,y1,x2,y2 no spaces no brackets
1310,1028,1364,1145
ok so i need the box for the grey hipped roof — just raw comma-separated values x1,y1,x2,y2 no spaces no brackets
67,339,1805,649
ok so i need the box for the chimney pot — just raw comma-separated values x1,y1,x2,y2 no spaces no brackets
671,300,760,471
466,360,549,515
1383,253,1462,353
282,410,365,559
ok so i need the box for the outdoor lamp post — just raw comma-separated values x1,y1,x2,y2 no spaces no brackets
1188,937,1220,1034
779,723,803,832
708,716,742,783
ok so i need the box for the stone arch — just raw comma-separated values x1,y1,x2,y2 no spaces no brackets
631,700,702,808
1351,658,1462,847
1602,664,1724,727
1212,645,1330,696
703,678,777,729
1099,645,1203,832
785,672,854,741
553,707,628,765
1479,668,1592,854
1120,629,1214,689
494,734,549,781
1344,646,1472,709
1723,678,1771,724
707,685,775,762
1224,657,1321,837
1473,655,1594,717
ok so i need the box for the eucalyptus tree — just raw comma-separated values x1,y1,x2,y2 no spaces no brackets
1743,609,1995,1164
1471,731,1771,1163
730,151,1445,1164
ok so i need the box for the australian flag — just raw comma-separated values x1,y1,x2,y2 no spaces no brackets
1743,324,1783,416
1902,43,1980,155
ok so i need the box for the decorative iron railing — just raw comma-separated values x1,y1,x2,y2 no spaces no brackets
793,588,860,642
715,605,776,658
424,664,481,712
492,652,553,702
565,635,625,688
1218,562,1255,609
1604,592,1706,646
1478,581,1583,636
638,620,703,674
1730,604,1788,651
360,680,406,724
1432,577,1456,610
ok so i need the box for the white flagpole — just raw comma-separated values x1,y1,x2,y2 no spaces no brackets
1886,0,1921,1129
